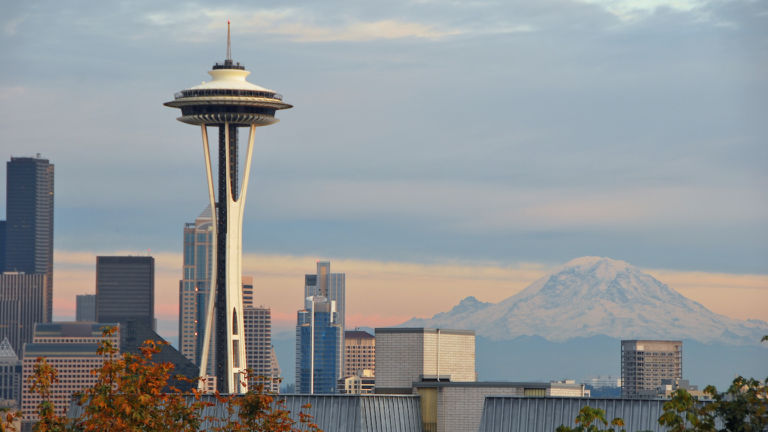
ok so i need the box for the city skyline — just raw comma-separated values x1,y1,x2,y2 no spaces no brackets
1,1,766,342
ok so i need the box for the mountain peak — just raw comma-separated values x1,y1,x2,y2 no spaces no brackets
401,257,768,345
561,256,632,275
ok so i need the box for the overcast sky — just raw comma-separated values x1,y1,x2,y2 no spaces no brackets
1,0,766,331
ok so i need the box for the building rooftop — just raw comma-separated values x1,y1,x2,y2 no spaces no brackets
33,322,118,338
0,337,18,362
477,396,719,432
413,381,584,389
23,343,102,357
73,394,423,432
345,330,374,340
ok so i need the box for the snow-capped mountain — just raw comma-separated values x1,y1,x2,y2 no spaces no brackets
402,257,768,345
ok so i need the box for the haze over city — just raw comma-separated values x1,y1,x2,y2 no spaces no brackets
1,0,766,344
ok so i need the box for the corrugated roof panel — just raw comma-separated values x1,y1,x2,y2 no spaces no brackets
479,397,671,432
71,394,421,431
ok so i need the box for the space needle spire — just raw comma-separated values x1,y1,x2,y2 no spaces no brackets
226,20,232,62
164,23,292,394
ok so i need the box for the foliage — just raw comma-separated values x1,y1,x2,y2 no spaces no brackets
0,406,21,432
556,406,626,432
28,357,69,432
27,327,321,432
705,377,768,432
658,388,716,432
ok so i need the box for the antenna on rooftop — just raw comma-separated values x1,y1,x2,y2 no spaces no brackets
226,20,232,61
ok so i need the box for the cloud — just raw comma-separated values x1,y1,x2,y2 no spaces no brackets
143,7,462,42
251,180,768,233
576,0,707,21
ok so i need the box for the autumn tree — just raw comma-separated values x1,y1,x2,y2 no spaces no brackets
28,327,321,432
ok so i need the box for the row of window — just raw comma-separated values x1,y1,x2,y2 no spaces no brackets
178,89,282,100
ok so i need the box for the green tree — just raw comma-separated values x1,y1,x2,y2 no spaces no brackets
705,376,768,432
658,388,716,432
556,406,626,432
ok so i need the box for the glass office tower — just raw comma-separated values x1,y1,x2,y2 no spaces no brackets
295,296,341,394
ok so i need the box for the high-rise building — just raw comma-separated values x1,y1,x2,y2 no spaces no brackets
4,156,54,321
0,273,47,355
375,328,476,394
305,261,345,379
242,275,254,308
96,256,155,329
621,340,682,398
295,296,342,394
244,305,280,392
178,206,213,367
21,322,120,421
76,294,96,322
0,221,6,272
164,22,292,394
344,330,375,378
0,337,20,406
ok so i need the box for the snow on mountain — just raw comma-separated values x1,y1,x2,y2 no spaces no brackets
402,257,768,345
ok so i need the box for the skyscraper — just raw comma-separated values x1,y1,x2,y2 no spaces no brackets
75,294,96,322
344,330,375,378
0,273,47,355
0,221,6,272
295,296,342,394
95,256,155,329
621,340,682,398
304,261,345,379
164,22,292,394
179,206,213,366
4,156,54,321
244,305,280,393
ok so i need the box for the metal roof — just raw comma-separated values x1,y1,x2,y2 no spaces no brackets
478,396,672,432
199,394,422,432
69,394,422,431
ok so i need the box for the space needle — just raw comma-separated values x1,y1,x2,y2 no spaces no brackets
164,22,292,394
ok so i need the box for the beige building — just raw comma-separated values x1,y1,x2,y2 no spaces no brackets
344,330,375,377
243,304,280,393
338,369,375,394
21,322,119,421
375,328,475,394
416,381,589,432
621,340,682,398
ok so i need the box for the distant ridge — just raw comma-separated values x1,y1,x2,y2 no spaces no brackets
401,257,768,345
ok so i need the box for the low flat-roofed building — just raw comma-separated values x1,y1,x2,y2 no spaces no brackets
477,396,720,432
21,322,120,422
375,328,475,394
338,369,375,394
415,381,589,432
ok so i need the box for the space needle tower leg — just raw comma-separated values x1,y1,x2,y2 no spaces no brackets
198,124,218,392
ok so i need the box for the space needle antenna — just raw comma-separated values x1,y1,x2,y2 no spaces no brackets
226,20,232,61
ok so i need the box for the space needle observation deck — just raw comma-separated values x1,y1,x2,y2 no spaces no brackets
164,22,292,394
